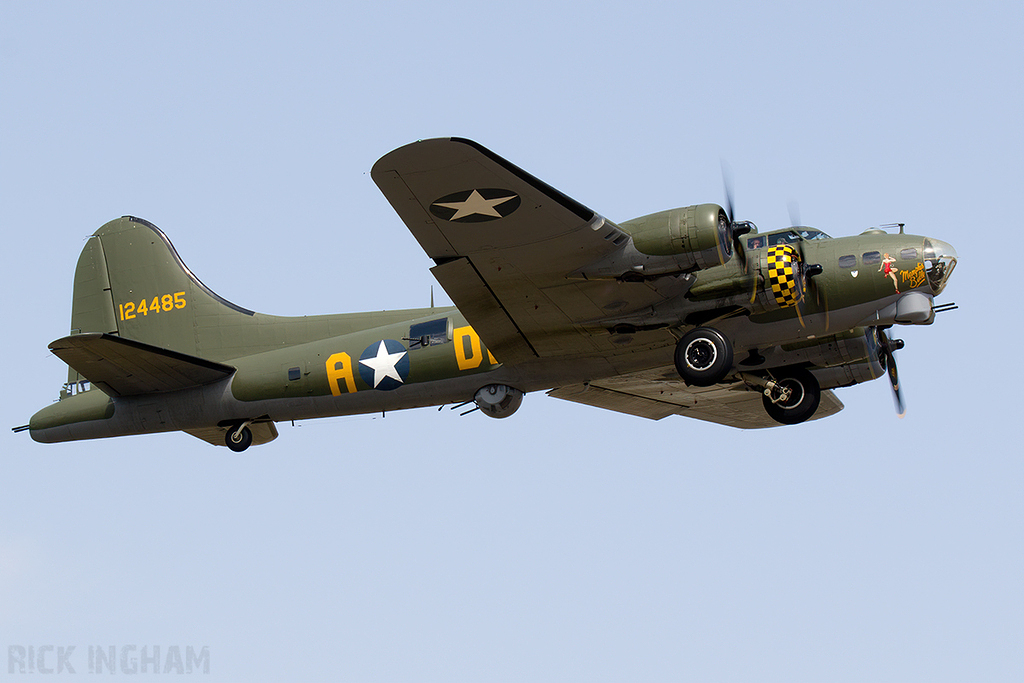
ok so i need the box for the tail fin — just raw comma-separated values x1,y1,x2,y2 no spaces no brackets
69,216,255,371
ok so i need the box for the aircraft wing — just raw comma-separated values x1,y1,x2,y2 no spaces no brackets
372,138,677,364
49,333,235,397
547,367,844,429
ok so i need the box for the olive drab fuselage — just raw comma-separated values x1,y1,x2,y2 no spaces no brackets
21,138,958,448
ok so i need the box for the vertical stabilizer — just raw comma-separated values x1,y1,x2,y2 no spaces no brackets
74,216,256,360
67,236,120,384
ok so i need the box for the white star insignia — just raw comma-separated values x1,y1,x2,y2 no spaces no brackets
359,341,408,388
434,190,517,221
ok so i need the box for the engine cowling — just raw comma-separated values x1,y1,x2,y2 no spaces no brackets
621,204,733,269
778,327,877,367
753,243,807,313
473,384,523,418
775,327,885,389
811,360,885,390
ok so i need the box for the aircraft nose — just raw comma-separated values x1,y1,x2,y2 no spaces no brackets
923,238,957,295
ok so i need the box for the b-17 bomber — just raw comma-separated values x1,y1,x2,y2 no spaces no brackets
15,138,958,450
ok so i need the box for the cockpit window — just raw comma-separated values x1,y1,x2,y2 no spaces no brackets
789,228,830,241
758,228,831,247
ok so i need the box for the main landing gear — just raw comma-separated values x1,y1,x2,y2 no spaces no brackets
759,368,821,425
673,327,822,426
674,327,734,386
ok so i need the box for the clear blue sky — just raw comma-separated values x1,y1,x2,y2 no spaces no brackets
2,1,1020,681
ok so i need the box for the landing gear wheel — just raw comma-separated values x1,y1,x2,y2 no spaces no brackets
762,368,821,425
674,327,734,386
225,425,253,452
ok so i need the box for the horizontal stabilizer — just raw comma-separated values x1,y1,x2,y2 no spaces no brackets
49,333,235,397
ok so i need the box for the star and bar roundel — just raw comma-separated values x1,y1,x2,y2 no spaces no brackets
429,188,521,223
358,340,410,391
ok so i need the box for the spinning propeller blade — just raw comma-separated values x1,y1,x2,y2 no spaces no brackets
721,164,750,268
877,328,907,418
788,199,801,228
786,224,824,328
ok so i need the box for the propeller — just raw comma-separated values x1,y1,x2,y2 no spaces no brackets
788,199,801,228
877,327,906,418
720,168,826,320
784,222,825,328
721,164,752,268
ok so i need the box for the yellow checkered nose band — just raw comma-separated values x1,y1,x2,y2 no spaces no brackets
766,244,803,308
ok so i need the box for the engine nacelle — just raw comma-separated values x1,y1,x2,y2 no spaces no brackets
473,384,523,419
811,360,885,390
779,327,879,368
753,243,807,313
777,327,885,389
620,204,733,269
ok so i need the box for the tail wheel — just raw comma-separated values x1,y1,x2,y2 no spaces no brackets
225,425,253,452
762,368,821,425
674,327,734,386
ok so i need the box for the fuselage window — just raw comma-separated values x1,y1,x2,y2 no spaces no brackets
900,248,919,260
61,381,92,399
838,255,856,268
862,251,882,266
408,318,451,349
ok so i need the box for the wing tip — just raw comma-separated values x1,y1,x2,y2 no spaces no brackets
372,137,596,224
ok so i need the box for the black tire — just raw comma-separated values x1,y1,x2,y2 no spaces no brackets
674,327,734,386
762,368,821,425
225,425,253,452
